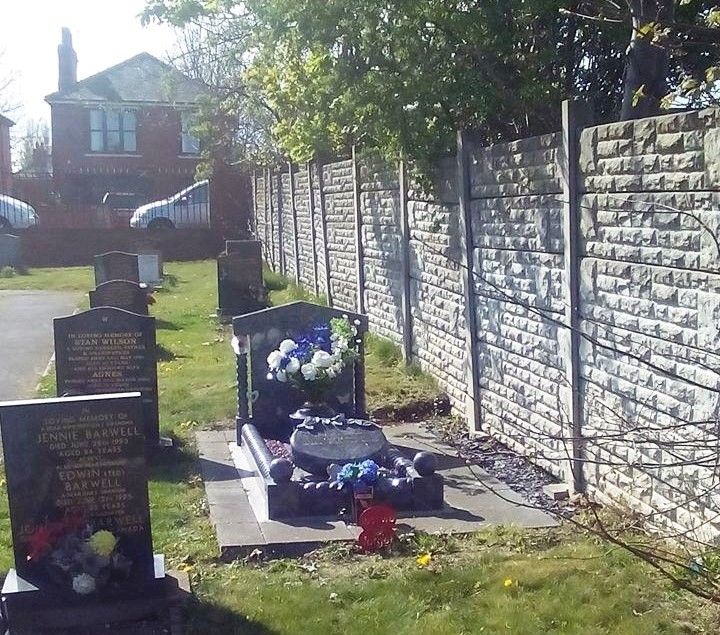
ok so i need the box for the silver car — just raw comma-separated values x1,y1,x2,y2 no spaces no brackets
0,194,39,231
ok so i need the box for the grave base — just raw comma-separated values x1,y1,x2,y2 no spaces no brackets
1,555,190,635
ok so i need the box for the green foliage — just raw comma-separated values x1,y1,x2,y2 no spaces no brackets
0,266,16,278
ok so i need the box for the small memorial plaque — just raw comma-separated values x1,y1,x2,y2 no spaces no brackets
0,393,155,603
54,308,159,447
0,233,21,268
217,244,265,317
89,280,149,315
94,251,140,286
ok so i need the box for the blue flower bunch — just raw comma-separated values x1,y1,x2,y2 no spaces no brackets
336,459,381,487
266,317,359,400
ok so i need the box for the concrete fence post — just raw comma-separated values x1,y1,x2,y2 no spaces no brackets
456,131,482,430
288,162,301,285
307,161,320,296
266,168,277,271
560,99,593,494
398,160,413,363
316,159,333,306
351,146,366,315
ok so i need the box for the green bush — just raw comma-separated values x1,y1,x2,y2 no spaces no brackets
0,266,16,278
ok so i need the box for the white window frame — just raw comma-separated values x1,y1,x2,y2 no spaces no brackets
180,111,200,155
89,108,137,153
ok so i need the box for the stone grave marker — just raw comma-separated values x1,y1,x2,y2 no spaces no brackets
137,253,162,286
0,233,21,269
217,242,265,318
89,280,149,315
0,392,156,609
94,251,140,286
225,239,262,256
54,307,159,448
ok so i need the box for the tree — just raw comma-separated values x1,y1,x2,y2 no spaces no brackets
17,119,50,174
0,47,19,118
145,0,627,165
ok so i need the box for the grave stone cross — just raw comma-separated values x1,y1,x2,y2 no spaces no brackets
89,280,149,315
53,307,159,448
0,393,156,605
94,251,140,286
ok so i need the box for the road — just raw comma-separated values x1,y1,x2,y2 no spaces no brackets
0,290,80,401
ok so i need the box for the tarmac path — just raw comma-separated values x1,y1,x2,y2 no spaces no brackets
0,290,80,401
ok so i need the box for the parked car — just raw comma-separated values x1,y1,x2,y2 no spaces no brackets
0,194,39,230
101,192,147,213
130,181,210,229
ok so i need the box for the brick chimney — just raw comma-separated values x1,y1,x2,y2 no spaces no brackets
58,27,77,93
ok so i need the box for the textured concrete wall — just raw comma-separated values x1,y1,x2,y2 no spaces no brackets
579,109,720,539
292,167,316,290
360,154,403,344
252,107,720,538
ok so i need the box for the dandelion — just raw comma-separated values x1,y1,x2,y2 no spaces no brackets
503,578,514,588
416,553,432,567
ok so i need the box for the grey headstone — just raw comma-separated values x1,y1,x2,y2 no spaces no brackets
53,308,159,447
0,393,156,603
94,252,140,286
89,280,149,315
137,254,162,285
0,234,21,269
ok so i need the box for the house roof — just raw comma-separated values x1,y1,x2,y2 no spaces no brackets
45,52,208,105
0,114,15,127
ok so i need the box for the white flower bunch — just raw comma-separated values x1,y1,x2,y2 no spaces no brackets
266,317,360,396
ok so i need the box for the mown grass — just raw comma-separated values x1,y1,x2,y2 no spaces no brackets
0,265,93,291
3,260,720,633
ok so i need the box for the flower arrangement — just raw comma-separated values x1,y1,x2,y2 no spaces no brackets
266,316,360,403
336,459,381,487
26,516,131,595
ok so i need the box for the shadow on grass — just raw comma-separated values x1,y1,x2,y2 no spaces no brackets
156,343,187,362
157,274,180,291
148,436,198,483
155,318,181,331
187,598,283,635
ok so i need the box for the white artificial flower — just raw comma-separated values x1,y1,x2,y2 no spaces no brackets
231,336,243,356
276,369,288,382
312,350,333,368
301,363,318,381
266,372,273,380
72,573,96,595
279,339,298,355
286,357,300,374
267,350,284,370
327,366,338,379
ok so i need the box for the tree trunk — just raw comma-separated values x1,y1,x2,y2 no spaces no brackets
620,0,675,120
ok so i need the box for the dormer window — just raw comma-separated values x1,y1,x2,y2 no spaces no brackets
89,108,137,153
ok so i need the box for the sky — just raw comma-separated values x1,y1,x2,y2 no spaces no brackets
1,0,179,130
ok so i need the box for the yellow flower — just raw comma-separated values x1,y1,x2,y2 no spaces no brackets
416,553,432,567
503,578,514,588
89,530,117,557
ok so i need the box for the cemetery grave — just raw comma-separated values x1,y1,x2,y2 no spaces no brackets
93,252,140,286
216,240,267,319
0,393,188,634
0,234,22,271
89,280,150,315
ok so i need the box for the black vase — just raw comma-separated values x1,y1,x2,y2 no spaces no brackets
289,401,335,422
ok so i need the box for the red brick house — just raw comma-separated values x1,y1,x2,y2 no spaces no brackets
45,28,207,207
0,114,13,194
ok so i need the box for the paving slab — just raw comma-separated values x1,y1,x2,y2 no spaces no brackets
0,290,80,400
198,424,557,559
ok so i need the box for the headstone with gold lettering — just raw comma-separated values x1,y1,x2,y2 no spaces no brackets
0,392,157,611
53,308,159,448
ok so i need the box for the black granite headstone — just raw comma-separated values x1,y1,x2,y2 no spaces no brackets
0,233,21,268
0,393,156,604
225,239,262,256
94,252,140,286
217,245,265,317
233,302,368,440
54,308,159,447
89,280,149,315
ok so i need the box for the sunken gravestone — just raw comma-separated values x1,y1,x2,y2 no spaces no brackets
54,307,159,448
0,393,160,629
0,233,21,269
89,280,149,315
217,240,265,318
94,251,140,286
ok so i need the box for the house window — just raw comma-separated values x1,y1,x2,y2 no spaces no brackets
89,108,137,153
181,111,200,155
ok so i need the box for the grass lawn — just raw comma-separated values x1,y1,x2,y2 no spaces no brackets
2,260,719,633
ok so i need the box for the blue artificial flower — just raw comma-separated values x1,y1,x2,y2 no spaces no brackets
336,460,380,486
295,336,313,362
313,323,332,352
358,460,379,485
